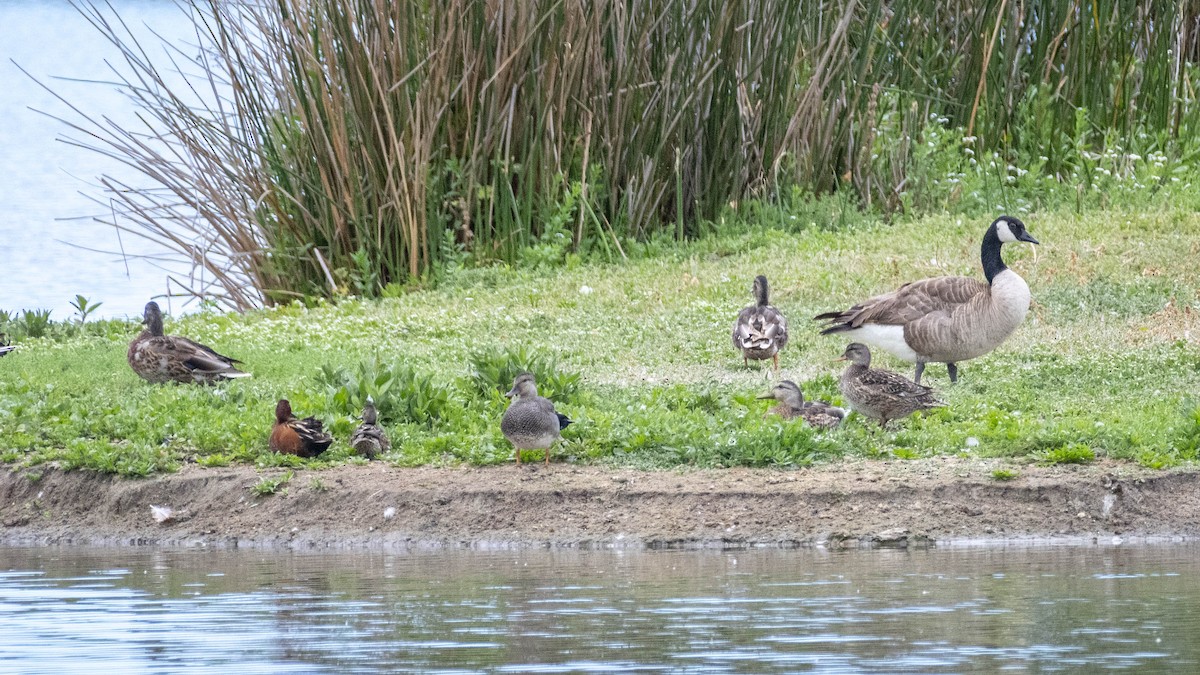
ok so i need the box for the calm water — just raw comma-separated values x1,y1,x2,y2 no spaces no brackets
0,0,197,318
1,545,1197,673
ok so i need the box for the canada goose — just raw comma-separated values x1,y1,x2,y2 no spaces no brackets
269,399,333,457
757,380,845,430
836,343,943,427
501,373,572,465
351,397,390,459
128,301,249,384
815,215,1038,384
0,333,13,357
733,275,789,371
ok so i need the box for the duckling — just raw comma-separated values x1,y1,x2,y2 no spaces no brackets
350,397,390,459
758,380,845,430
501,373,572,465
836,343,943,427
816,215,1039,384
127,301,249,384
269,399,333,458
733,275,789,371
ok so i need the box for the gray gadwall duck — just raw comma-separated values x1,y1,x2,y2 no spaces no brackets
816,215,1038,384
500,373,572,465
836,343,943,427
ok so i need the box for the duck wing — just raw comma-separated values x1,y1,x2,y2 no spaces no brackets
856,367,941,402
290,416,334,455
164,335,248,377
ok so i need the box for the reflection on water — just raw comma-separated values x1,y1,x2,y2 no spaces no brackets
1,545,1197,673
0,0,197,317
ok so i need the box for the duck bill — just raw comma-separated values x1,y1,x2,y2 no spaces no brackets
756,393,775,400
833,355,848,362
504,388,516,399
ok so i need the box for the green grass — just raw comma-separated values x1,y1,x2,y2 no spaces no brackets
1,208,1199,476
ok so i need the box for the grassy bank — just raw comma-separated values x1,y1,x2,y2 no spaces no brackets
1,208,1198,476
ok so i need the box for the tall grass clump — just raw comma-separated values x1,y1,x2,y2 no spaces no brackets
46,0,1200,308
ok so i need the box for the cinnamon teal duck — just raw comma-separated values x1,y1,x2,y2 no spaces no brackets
269,399,333,457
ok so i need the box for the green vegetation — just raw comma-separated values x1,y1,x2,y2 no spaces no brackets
1,209,1197,476
252,471,293,497
53,1,1200,308
990,469,1020,482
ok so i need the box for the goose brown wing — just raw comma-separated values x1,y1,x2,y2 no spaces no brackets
818,276,985,330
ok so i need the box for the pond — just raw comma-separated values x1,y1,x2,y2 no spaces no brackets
2,544,1196,673
0,0,196,318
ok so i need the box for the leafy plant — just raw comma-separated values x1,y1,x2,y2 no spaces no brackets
251,471,293,496
19,309,52,339
990,469,1019,481
469,346,581,402
70,295,103,323
316,357,453,427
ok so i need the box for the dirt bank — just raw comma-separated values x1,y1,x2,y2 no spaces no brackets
3,459,1199,550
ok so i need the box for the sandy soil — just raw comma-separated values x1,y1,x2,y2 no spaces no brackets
3,459,1199,550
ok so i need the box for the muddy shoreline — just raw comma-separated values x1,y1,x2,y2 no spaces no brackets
3,459,1199,551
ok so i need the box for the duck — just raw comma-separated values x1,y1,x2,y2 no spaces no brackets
501,373,572,465
269,399,333,457
350,397,390,459
836,343,943,427
757,380,845,430
733,274,789,371
127,301,250,384
815,215,1039,384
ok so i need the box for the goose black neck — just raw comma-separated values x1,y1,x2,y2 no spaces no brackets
981,223,1007,284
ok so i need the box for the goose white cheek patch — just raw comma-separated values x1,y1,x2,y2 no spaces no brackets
996,220,1017,243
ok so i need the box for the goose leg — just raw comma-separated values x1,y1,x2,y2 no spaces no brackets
743,355,749,368
913,362,926,385
514,448,521,466
947,363,958,383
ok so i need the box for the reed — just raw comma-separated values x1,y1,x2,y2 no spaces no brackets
52,0,1200,308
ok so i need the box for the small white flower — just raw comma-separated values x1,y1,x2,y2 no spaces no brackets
579,285,594,295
